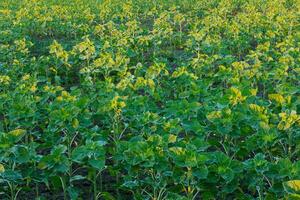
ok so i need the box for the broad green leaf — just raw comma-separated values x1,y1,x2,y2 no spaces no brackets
193,165,208,179
67,186,79,200
89,159,105,170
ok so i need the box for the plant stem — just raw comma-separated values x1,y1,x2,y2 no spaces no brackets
60,177,67,200
93,169,97,200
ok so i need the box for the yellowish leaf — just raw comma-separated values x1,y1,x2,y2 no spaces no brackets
286,180,300,192
0,164,5,173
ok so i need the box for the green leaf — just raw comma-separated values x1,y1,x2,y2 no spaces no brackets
193,165,208,179
70,175,85,182
286,194,300,200
218,166,234,183
72,146,88,162
89,159,105,170
67,186,79,200
122,180,138,189
101,192,116,200
8,129,26,143
1,170,22,181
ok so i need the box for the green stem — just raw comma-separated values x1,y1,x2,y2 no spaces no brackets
98,171,103,193
35,183,39,199
8,182,14,200
60,177,67,200
93,169,97,200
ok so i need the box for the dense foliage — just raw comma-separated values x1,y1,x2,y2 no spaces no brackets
0,0,299,199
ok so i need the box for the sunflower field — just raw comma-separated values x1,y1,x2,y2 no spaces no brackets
0,0,299,199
